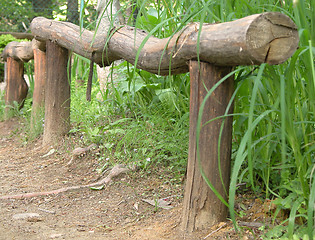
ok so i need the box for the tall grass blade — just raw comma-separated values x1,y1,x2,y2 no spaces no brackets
247,64,266,190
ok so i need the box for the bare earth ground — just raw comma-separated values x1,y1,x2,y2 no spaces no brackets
0,119,274,240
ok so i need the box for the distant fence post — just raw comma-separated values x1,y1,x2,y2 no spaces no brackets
42,40,70,146
4,57,28,118
181,61,234,231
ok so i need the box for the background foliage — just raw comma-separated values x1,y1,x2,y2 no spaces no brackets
0,0,97,32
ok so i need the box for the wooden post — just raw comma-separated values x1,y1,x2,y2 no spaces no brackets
43,41,70,146
32,48,46,110
182,61,234,232
4,57,28,118
30,48,46,133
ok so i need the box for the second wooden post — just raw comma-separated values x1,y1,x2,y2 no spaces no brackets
4,57,28,118
43,41,70,146
30,46,47,133
182,61,234,232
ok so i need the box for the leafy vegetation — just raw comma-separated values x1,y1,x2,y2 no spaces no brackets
69,55,189,178
0,0,314,239
0,0,97,31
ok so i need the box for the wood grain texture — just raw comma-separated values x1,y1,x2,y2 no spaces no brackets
2,41,33,62
1,39,46,62
32,48,46,110
30,48,46,132
30,12,298,75
182,61,234,232
42,41,70,145
4,57,28,113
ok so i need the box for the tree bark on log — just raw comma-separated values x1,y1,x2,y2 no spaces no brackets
30,47,46,132
32,47,46,110
181,61,234,232
43,41,70,146
4,57,28,117
1,39,46,63
2,41,33,62
30,12,298,75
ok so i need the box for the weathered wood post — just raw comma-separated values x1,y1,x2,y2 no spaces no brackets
4,57,28,118
2,41,33,118
42,41,70,145
182,62,234,231
30,40,46,133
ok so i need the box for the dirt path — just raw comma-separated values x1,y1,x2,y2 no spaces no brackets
1,119,263,239
0,119,192,240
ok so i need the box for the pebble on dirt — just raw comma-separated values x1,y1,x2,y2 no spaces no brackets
12,212,42,222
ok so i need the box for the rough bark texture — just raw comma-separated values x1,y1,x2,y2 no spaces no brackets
2,41,33,62
1,39,46,63
32,48,46,110
43,41,70,146
181,61,234,232
30,12,298,75
32,38,46,52
30,48,46,131
4,57,28,117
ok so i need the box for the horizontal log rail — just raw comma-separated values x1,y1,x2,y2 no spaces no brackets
2,12,298,75
25,12,299,75
0,32,34,40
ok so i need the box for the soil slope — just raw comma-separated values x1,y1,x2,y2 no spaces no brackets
0,119,268,240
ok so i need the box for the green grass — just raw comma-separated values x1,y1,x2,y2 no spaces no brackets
69,72,189,176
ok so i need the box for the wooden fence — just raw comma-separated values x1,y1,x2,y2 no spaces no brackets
1,12,298,232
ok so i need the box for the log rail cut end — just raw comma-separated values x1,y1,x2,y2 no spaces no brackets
195,12,299,67
246,12,299,65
